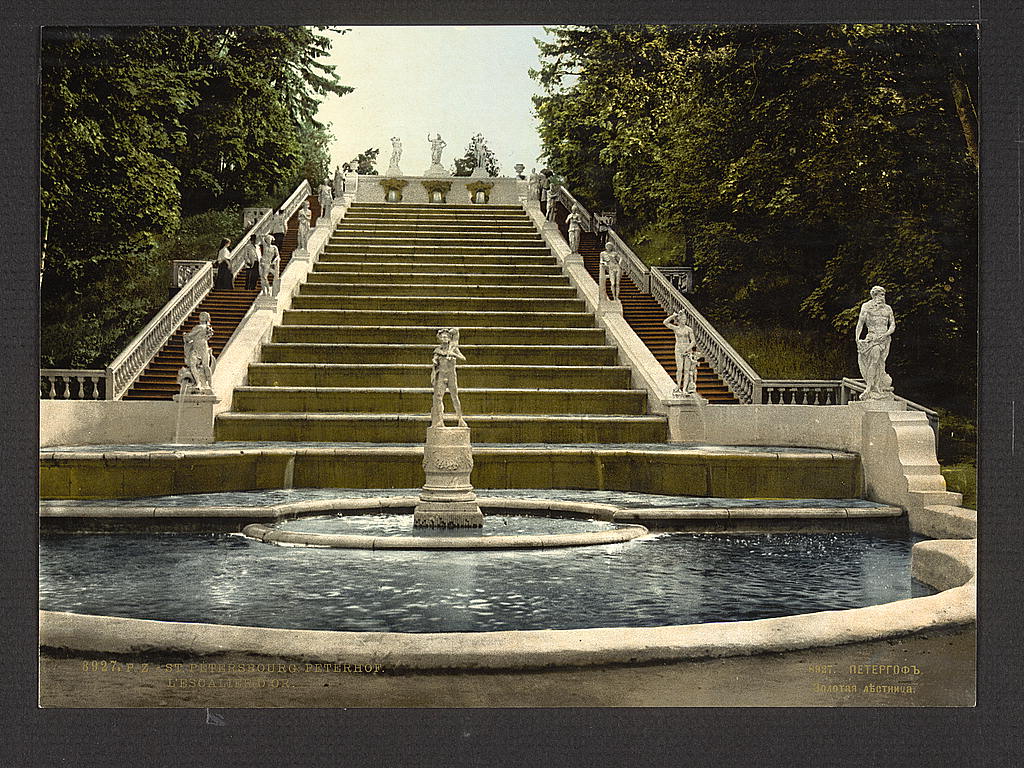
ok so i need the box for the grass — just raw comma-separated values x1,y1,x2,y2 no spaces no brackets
941,463,977,510
716,324,847,380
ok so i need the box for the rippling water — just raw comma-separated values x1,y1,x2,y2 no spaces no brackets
39,529,934,632
276,513,621,537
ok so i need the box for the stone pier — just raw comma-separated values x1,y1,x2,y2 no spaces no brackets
413,426,483,527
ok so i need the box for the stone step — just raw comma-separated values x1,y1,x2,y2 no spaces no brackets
308,262,563,277
321,244,552,258
270,325,607,345
280,309,596,328
332,223,539,235
246,363,633,389
259,343,620,366
297,282,579,299
230,387,649,415
331,230,543,243
213,413,669,444
288,294,587,313
349,203,523,212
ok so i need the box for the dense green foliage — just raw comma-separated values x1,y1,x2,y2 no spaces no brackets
533,25,977,414
41,26,351,367
349,147,380,175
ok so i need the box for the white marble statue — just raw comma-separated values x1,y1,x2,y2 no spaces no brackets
428,133,446,165
343,165,359,194
182,311,216,394
600,239,622,301
566,203,584,254
430,328,467,428
333,166,344,198
260,234,280,297
855,285,897,400
545,183,559,222
528,168,542,201
472,134,486,169
663,311,700,397
318,179,333,221
296,200,311,249
390,136,403,166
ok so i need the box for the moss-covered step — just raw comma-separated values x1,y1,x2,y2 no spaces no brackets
289,294,587,313
280,309,596,328
40,446,862,500
270,325,607,345
332,229,542,242
298,282,578,299
320,244,552,258
259,343,620,366
308,262,563,276
229,386,649,415
246,363,633,389
213,413,669,444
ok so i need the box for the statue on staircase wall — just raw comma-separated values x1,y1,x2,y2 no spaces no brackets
600,239,623,301
663,311,699,398
430,328,468,428
318,180,333,224
566,203,584,254
182,311,216,395
297,200,312,250
855,285,897,400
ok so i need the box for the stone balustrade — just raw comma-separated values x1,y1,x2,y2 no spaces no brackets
39,369,110,400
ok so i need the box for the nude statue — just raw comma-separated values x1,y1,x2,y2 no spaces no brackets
390,136,403,166
260,234,280,297
472,134,486,169
428,133,446,165
600,239,623,300
855,285,897,399
430,327,467,428
566,203,584,254
333,166,344,197
528,168,542,201
318,179,333,220
182,311,216,394
663,311,699,396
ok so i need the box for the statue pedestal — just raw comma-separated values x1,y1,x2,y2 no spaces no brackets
424,163,450,177
849,397,906,413
254,294,276,310
386,164,403,177
665,395,707,442
470,166,489,178
414,426,483,528
172,392,219,444
290,247,309,263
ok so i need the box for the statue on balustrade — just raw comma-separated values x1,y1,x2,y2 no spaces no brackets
855,285,897,400
343,164,359,194
428,133,446,165
260,234,280,297
600,239,623,301
182,311,216,395
545,181,559,222
318,180,333,222
472,134,486,169
270,209,287,250
389,136,403,171
663,311,699,397
566,203,584,254
333,166,344,198
528,168,542,201
297,201,312,250
430,327,468,428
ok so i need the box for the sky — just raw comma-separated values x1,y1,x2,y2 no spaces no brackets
317,26,552,177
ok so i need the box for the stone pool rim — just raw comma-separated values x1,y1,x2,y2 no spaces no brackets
38,538,974,670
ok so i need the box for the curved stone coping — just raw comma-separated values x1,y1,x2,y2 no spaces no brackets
241,519,648,550
39,493,898,522
38,539,975,670
40,441,857,459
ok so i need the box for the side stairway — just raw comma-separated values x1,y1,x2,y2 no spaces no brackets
215,202,669,444
123,197,321,400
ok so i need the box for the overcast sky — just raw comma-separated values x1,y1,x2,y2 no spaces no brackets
316,26,551,177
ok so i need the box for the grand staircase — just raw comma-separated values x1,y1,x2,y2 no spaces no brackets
122,197,321,400
214,202,669,444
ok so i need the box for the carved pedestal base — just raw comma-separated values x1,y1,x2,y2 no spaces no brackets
424,163,450,177
171,392,219,444
470,166,489,178
386,164,403,177
414,426,483,528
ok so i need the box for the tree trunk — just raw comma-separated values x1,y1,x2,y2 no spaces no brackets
949,72,979,171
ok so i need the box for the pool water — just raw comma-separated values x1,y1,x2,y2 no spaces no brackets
39,529,934,633
275,513,623,537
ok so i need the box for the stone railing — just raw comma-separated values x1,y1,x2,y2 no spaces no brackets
102,179,313,400
171,260,208,289
649,268,760,403
106,263,214,400
841,378,939,432
39,369,110,400
555,187,595,231
760,380,842,405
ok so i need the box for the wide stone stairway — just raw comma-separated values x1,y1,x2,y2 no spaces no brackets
214,202,670,444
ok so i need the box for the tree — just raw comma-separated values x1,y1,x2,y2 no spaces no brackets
349,148,380,175
532,24,977,414
452,137,500,176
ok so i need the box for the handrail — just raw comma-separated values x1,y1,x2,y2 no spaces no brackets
556,187,594,231
104,178,313,400
841,378,939,432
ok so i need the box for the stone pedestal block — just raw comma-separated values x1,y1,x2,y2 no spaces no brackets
171,393,219,444
424,163,450,177
414,426,483,528
386,164,403,177
470,166,489,178
666,397,707,442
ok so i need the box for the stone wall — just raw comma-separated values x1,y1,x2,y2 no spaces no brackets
353,176,526,205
